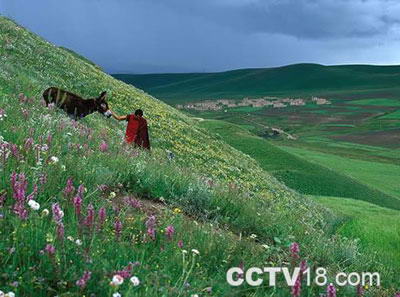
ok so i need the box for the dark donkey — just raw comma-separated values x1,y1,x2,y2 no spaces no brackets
43,87,112,120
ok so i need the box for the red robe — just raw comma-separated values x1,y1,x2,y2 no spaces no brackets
125,114,150,150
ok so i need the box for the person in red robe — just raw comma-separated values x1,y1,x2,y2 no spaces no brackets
111,109,150,150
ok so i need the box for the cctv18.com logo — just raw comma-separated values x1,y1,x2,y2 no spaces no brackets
226,266,380,287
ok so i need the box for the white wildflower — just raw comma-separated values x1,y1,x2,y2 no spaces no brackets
28,200,40,211
109,192,116,199
191,249,200,255
5,292,15,297
41,209,49,216
0,290,4,297
111,274,124,286
67,236,74,242
75,239,82,246
112,293,121,297
49,156,59,164
250,234,257,239
130,276,140,286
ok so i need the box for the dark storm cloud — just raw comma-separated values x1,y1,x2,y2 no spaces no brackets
1,0,400,73
153,0,400,39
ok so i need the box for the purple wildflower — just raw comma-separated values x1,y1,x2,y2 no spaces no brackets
291,276,301,297
97,184,108,192
114,219,123,239
177,240,184,249
357,284,364,296
124,197,142,209
83,204,95,229
52,203,64,224
290,242,300,260
99,141,108,152
0,191,6,208
45,244,56,255
395,293,400,297
64,178,75,198
56,223,65,240
98,207,106,229
47,133,53,145
165,225,175,240
76,271,92,288
39,173,47,185
73,195,82,217
327,283,336,297
145,215,156,240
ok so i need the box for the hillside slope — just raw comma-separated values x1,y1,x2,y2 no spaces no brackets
113,63,400,103
0,18,397,296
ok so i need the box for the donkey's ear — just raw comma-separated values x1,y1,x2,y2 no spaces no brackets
98,91,107,100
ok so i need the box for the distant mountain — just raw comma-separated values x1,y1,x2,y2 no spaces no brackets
113,63,400,103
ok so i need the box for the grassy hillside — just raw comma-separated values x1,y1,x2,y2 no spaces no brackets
313,196,400,268
2,17,395,296
113,63,400,103
199,120,400,210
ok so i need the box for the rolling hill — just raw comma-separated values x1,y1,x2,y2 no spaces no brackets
2,17,395,296
113,63,400,103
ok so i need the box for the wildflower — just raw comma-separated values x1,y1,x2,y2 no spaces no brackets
5,292,15,297
75,239,83,246
177,240,184,249
56,223,65,240
76,271,91,288
165,225,175,240
0,290,3,297
112,293,121,297
73,195,82,217
83,204,95,229
28,200,40,211
49,156,59,164
24,137,33,151
173,208,182,214
39,173,47,185
110,274,124,286
44,244,56,255
0,108,7,120
67,236,74,241
114,219,123,239
52,203,64,223
327,283,336,297
46,133,53,145
145,215,156,240
124,197,142,209
99,140,109,152
191,249,200,255
357,284,364,296
97,184,108,192
290,242,300,260
249,234,257,239
41,208,49,216
130,276,140,286
63,178,75,197
291,276,301,297
109,192,116,199
98,207,106,228
300,260,308,274
191,295,199,297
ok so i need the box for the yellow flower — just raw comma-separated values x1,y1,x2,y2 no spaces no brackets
173,208,182,214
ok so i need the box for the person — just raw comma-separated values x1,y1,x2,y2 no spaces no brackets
111,109,150,150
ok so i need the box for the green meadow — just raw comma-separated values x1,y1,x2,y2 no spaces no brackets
120,56,400,296
4,16,394,297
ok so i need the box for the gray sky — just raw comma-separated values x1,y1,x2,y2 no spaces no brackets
2,0,400,73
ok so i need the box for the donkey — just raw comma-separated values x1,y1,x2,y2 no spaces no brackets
42,87,112,120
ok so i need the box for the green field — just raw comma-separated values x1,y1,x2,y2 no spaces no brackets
280,146,400,200
349,98,400,106
200,120,400,209
312,196,400,268
113,64,400,103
